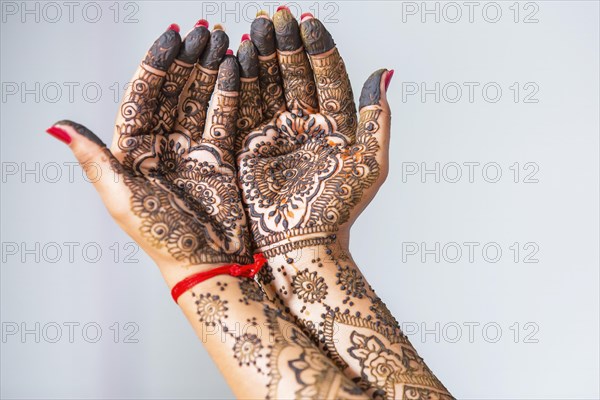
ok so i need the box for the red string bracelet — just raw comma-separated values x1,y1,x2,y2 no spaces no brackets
171,253,267,304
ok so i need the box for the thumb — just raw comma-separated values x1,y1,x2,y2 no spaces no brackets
355,69,393,180
46,120,132,220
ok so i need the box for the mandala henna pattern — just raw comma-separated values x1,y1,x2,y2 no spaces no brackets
238,108,382,256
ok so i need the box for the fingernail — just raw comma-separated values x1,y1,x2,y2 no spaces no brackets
277,5,289,12
168,23,180,33
213,23,224,31
226,49,234,55
300,12,314,22
256,10,270,18
46,126,71,145
195,19,209,28
385,69,394,92
241,33,251,42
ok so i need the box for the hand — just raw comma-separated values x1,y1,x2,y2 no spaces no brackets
235,11,393,256
47,24,252,285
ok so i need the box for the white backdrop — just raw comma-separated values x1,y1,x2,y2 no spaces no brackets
1,1,599,398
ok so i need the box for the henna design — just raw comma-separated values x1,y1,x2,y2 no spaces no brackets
55,120,105,146
178,26,210,64
359,69,386,109
311,49,357,140
185,280,367,398
175,29,229,142
175,65,218,141
264,307,366,400
143,29,181,71
257,55,286,119
291,269,328,303
236,40,263,147
152,27,210,135
233,333,263,366
299,18,335,56
256,244,454,399
194,292,229,325
239,109,381,254
250,17,276,57
153,60,194,135
239,278,264,304
114,139,252,263
199,29,229,70
237,40,259,79
273,9,303,51
117,66,165,145
278,49,319,114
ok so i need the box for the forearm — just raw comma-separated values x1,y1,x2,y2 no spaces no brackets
259,238,454,399
173,270,369,399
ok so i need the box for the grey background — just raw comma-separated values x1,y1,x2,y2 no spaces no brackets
1,1,599,399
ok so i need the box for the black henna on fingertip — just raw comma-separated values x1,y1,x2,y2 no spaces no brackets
358,69,386,109
273,10,303,51
250,17,276,56
299,18,335,55
144,29,181,71
178,26,210,64
218,55,240,92
200,29,229,70
54,120,106,147
237,41,259,78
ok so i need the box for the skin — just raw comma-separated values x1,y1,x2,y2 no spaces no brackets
235,10,454,399
48,11,454,400
49,24,368,399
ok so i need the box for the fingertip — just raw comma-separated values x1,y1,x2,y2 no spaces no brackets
237,40,259,78
359,69,388,110
218,55,241,92
49,120,106,152
250,16,276,56
299,17,334,55
144,28,182,70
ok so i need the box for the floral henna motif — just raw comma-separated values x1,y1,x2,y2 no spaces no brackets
238,108,382,255
256,244,454,399
112,143,252,264
264,307,366,400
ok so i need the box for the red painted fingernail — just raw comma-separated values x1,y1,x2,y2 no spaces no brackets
301,12,314,21
226,49,234,55
241,33,251,42
277,5,289,12
46,126,71,145
195,19,209,28
385,69,395,92
168,23,180,33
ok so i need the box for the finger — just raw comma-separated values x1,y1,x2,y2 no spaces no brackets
47,120,135,221
273,7,318,115
112,25,181,160
202,54,240,161
153,21,210,135
355,69,393,179
175,26,229,142
300,15,357,141
236,35,263,151
250,13,286,119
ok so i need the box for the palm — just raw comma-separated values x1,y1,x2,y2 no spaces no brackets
54,25,253,268
238,108,381,249
233,14,390,255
